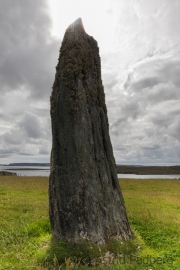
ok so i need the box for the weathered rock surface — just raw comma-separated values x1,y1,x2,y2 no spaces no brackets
49,18,132,244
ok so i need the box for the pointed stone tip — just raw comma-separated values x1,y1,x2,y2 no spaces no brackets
66,17,85,34
73,18,83,27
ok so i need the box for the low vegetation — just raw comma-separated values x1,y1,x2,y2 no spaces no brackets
0,176,180,269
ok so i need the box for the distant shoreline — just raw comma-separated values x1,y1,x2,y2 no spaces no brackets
1,163,50,167
4,168,49,171
116,165,180,175
0,164,180,175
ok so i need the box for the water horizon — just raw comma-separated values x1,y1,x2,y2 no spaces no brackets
0,165,180,179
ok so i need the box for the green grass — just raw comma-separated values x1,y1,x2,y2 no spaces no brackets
0,177,180,269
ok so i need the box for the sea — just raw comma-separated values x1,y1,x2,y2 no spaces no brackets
0,165,180,179
0,166,50,177
117,174,180,179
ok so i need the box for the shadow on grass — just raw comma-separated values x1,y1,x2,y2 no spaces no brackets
38,237,138,269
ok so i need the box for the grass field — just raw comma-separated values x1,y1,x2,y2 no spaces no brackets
0,176,180,269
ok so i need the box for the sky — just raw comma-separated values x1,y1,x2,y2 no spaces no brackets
0,0,180,165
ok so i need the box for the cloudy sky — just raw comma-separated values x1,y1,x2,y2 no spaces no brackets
0,0,180,165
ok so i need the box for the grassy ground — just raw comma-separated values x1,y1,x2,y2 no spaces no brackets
0,176,180,269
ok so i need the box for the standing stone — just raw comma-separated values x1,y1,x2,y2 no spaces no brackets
49,18,132,244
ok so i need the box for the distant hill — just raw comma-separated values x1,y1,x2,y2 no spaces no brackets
2,163,180,175
8,163,50,166
116,165,180,175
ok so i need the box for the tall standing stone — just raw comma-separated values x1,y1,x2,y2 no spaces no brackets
49,18,132,244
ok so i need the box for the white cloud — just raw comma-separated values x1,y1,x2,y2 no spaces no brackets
109,56,180,164
0,0,180,165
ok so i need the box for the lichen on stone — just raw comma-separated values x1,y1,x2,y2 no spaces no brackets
49,18,132,244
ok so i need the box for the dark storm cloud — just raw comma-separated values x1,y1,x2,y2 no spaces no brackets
3,129,24,145
0,0,58,162
0,144,20,158
19,112,42,139
0,0,60,99
2,111,50,144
